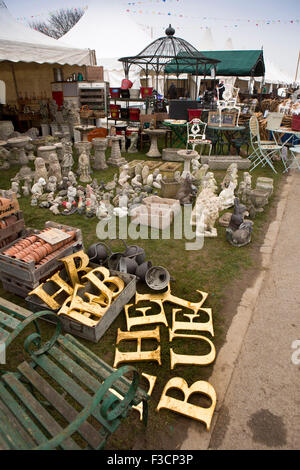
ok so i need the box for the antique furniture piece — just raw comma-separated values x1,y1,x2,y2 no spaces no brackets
216,84,241,127
162,120,187,147
207,124,246,155
186,118,212,155
0,298,149,450
249,115,282,173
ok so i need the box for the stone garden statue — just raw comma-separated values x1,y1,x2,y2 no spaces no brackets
48,152,62,183
34,157,48,183
62,151,74,177
78,150,91,183
128,132,138,153
47,175,57,193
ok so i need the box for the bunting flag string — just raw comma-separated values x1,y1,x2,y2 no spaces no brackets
125,8,300,27
16,5,89,22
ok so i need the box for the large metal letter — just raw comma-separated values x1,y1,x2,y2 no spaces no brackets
156,377,217,431
113,327,161,367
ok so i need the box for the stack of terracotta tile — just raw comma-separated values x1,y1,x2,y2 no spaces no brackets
3,228,76,266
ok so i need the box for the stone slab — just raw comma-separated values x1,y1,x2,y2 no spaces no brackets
162,148,185,162
201,155,251,170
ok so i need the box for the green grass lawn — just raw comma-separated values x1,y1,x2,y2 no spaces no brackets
0,140,286,449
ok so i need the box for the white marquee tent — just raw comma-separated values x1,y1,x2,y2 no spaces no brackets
0,1,94,65
59,0,151,87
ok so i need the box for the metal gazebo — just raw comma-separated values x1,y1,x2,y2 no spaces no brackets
118,25,220,99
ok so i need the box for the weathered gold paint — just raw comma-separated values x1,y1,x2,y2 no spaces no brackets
28,271,74,310
82,267,124,305
169,330,216,369
135,284,209,315
170,307,214,337
59,250,91,287
156,377,217,430
113,327,161,367
125,300,168,331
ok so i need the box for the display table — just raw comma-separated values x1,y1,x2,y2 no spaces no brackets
207,125,246,155
144,129,167,158
162,121,187,148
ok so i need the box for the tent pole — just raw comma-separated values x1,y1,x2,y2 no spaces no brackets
11,63,19,103
295,50,300,83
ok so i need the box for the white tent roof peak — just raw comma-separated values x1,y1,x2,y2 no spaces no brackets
59,0,151,62
198,28,215,51
0,1,93,65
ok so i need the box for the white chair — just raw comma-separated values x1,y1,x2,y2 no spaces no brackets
186,118,212,156
249,115,282,173
284,146,300,173
217,84,241,127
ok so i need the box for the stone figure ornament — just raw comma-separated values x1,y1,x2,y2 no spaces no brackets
128,132,138,153
218,180,235,210
226,197,253,247
34,157,48,183
47,175,57,193
62,151,74,177
78,150,91,183
118,164,131,186
48,152,62,183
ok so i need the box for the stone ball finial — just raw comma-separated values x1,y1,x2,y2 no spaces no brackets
165,24,175,36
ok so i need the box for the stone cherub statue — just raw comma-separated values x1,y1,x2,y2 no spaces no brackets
62,151,74,177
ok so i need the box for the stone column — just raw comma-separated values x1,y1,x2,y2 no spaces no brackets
92,138,108,170
107,136,127,167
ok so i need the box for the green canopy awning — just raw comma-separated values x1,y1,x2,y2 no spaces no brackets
165,50,265,77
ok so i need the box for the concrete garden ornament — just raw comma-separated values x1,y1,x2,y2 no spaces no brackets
34,157,48,183
218,180,235,210
62,151,74,177
48,152,62,183
78,150,91,183
31,177,46,206
226,198,253,247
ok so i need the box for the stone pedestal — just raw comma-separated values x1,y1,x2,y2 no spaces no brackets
92,138,108,170
40,123,50,136
107,136,127,167
7,136,31,167
145,129,166,158
54,142,63,162
177,149,198,179
37,145,57,164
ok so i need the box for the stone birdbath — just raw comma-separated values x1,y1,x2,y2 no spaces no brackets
74,125,96,142
144,129,167,158
7,136,32,166
177,149,198,179
92,137,108,170
37,145,57,164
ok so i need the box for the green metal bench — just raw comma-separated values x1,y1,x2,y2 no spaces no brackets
0,298,149,450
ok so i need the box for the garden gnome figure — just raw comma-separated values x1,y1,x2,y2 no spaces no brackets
34,157,48,183
78,150,91,183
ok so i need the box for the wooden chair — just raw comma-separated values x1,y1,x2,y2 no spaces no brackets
0,298,149,450
139,114,156,151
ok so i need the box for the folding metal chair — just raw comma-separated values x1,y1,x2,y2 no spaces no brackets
249,115,282,174
283,146,300,173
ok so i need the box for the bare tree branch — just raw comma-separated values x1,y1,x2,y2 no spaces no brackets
28,8,84,39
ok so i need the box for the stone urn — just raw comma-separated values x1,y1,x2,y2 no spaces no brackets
248,189,269,213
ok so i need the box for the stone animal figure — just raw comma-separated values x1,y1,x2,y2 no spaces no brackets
226,197,253,247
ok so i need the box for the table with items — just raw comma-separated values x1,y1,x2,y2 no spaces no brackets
206,125,246,155
162,120,187,147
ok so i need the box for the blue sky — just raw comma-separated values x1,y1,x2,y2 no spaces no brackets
5,0,300,79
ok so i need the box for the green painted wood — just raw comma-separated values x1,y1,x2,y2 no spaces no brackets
30,354,119,435
0,399,32,449
49,345,101,391
0,381,47,446
58,335,147,406
18,362,104,450
2,372,80,450
0,297,32,321
0,310,21,330
0,326,10,342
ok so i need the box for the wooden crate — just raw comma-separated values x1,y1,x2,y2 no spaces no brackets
0,211,25,247
85,66,104,81
26,270,136,343
0,221,83,291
